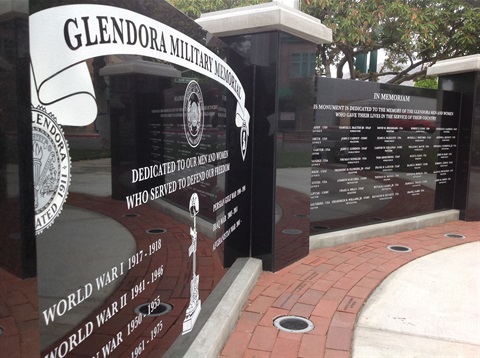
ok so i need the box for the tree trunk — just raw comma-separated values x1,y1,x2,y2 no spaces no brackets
318,44,331,77
336,56,347,79
346,49,355,79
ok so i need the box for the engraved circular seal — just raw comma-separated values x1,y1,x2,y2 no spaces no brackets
183,81,204,148
31,105,71,235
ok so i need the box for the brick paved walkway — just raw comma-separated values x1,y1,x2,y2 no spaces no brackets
0,269,39,358
221,220,479,358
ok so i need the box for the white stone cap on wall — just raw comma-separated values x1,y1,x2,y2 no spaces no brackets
196,1,332,44
427,54,480,76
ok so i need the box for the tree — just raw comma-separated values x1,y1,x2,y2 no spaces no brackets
170,0,479,84
168,0,269,19
303,0,480,84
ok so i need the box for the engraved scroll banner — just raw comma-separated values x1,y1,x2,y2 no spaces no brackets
29,4,250,158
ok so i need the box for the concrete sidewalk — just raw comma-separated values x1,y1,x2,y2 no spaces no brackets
353,241,480,358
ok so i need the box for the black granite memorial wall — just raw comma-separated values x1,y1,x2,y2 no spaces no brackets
0,1,473,356
27,0,252,356
310,78,461,234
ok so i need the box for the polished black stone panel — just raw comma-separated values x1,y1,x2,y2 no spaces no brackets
0,6,35,278
311,78,461,234
26,1,252,357
223,32,316,271
274,33,315,269
224,32,279,271
438,72,480,221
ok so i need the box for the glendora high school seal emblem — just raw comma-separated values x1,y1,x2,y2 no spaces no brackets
31,105,71,235
183,80,204,148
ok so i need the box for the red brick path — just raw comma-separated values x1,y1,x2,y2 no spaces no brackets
221,220,480,358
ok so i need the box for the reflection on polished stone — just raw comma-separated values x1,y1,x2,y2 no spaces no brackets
38,191,226,356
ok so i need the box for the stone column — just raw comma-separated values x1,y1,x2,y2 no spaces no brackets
197,2,331,271
428,55,480,221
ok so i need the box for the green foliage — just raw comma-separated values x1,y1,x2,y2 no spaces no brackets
303,0,480,84
168,0,479,84
168,0,270,19
414,76,438,89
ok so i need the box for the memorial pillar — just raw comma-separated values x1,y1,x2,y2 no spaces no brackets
428,55,480,221
197,1,332,271
0,2,36,278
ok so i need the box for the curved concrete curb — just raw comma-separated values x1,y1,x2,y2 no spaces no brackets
310,210,459,250
164,257,262,358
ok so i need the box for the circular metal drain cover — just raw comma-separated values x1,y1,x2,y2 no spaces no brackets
274,316,314,333
134,302,173,317
312,225,330,231
146,228,167,234
387,245,412,253
123,213,140,218
444,233,466,239
282,229,302,235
